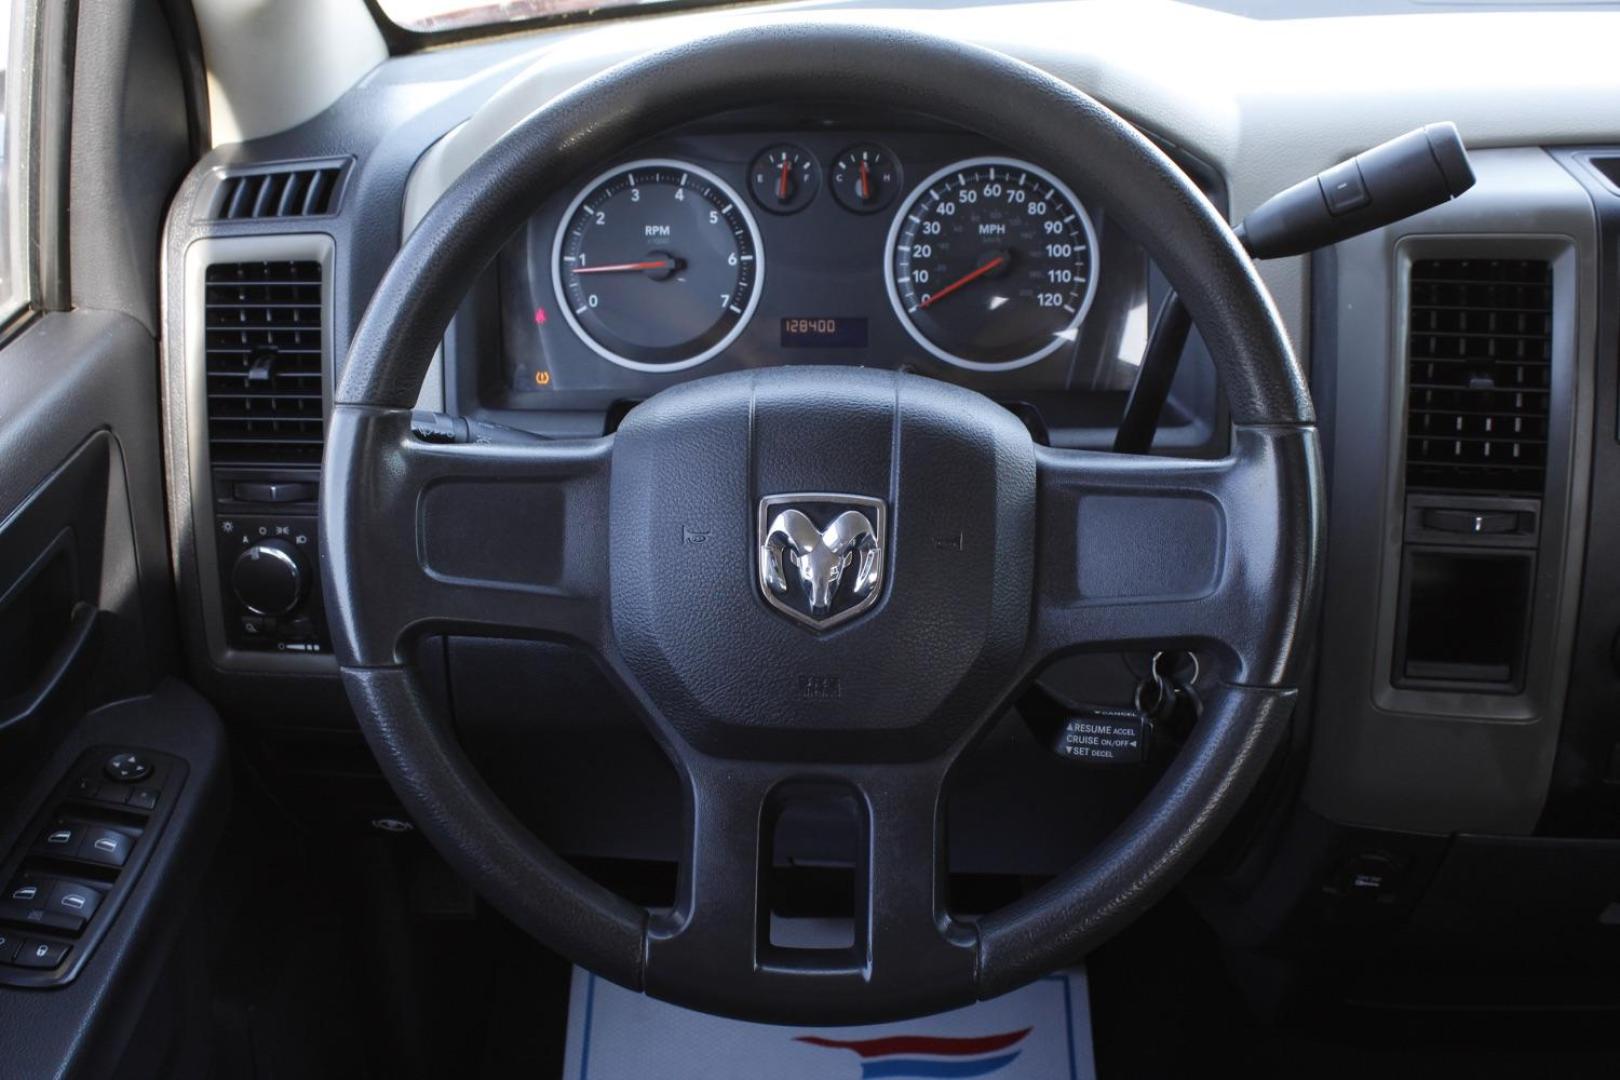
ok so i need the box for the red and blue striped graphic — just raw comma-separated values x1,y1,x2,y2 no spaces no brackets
796,1028,1032,1078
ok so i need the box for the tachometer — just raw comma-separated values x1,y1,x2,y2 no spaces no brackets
552,159,762,372
885,157,1098,371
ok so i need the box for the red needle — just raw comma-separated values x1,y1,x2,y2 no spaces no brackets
571,259,673,275
918,255,1007,309
776,160,793,200
858,160,873,201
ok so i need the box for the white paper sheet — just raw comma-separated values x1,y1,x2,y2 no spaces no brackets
562,965,1094,1080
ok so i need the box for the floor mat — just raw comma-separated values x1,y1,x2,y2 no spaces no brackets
562,966,1094,1079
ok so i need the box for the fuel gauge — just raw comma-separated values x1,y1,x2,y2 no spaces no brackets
748,144,819,214
831,144,901,213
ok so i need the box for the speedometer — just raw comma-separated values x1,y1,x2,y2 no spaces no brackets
552,159,762,372
885,157,1098,371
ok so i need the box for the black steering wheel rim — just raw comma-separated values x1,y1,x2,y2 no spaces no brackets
322,22,1321,1025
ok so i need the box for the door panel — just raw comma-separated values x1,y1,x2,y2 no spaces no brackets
0,309,177,757
0,0,236,1073
0,434,108,754
0,311,218,1078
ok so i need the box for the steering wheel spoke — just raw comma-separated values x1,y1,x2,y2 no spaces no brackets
322,405,612,666
644,760,977,1024
862,768,978,979
1031,424,1320,686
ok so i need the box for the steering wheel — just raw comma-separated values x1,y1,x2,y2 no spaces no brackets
322,23,1320,1025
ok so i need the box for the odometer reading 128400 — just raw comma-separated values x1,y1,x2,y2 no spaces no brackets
885,157,1099,371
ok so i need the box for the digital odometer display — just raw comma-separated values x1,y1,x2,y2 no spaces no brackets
552,159,762,372
886,157,1099,371
780,316,868,349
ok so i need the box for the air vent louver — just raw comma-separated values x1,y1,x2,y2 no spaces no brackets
213,164,343,220
1405,258,1551,495
205,261,324,467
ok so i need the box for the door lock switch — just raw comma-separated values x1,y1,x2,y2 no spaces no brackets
11,940,70,969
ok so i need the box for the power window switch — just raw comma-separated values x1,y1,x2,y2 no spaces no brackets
46,881,101,924
0,932,21,964
12,940,70,969
0,877,88,933
32,823,83,858
5,876,47,909
78,828,132,868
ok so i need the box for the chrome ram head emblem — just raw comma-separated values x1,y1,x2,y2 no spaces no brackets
757,494,886,630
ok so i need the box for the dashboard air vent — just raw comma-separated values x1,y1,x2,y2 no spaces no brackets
212,163,344,220
205,261,324,467
1405,258,1551,495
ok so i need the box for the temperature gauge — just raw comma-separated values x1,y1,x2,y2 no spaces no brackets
748,144,819,214
831,144,901,213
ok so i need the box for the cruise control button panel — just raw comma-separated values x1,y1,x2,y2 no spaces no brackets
0,747,187,987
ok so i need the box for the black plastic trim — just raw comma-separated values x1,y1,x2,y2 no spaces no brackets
32,0,76,311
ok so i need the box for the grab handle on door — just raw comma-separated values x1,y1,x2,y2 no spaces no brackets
0,601,99,735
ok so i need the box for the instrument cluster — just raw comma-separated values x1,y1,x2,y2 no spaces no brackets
488,119,1151,426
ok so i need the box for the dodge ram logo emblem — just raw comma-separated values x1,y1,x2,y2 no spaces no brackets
757,494,886,630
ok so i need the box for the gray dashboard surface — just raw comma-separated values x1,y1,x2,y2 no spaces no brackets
163,0,1620,828
389,0,1620,363
1306,148,1597,835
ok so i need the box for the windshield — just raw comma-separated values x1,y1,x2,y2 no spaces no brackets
377,0,711,33
379,0,1620,35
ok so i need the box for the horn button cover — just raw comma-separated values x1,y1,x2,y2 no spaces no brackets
609,368,1037,760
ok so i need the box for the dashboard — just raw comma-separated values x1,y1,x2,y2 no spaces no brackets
475,113,1181,444
161,0,1620,946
